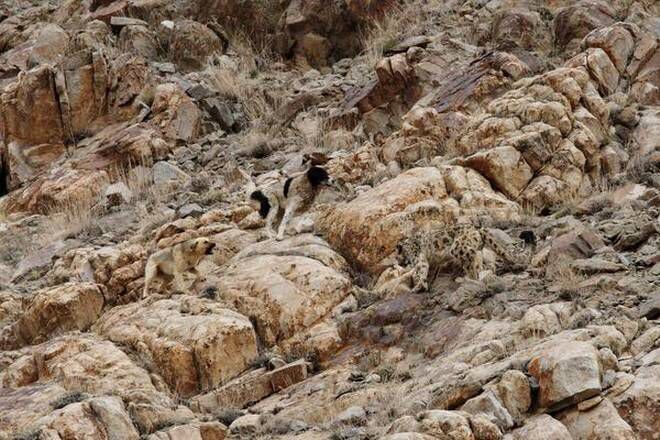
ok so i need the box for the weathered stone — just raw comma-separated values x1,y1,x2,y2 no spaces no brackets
583,24,635,74
27,24,69,68
461,146,534,199
571,258,627,274
190,367,273,413
492,8,547,50
170,20,223,72
495,370,531,422
510,414,572,440
554,1,616,50
318,167,448,274
153,161,190,185
151,83,201,141
118,25,159,60
528,341,602,411
461,390,514,430
335,406,367,426
0,283,104,350
94,296,258,397
612,361,659,439
210,234,352,347
148,421,227,440
35,396,140,440
270,359,308,392
0,335,192,433
558,398,635,440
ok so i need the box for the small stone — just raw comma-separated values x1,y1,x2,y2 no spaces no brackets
110,16,148,27
577,395,603,411
154,62,176,73
177,203,204,219
268,356,286,370
269,359,308,392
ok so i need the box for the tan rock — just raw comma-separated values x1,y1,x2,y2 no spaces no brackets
469,414,502,440
270,359,308,392
611,360,659,439
170,20,222,72
510,414,572,440
152,83,201,142
36,396,140,440
583,24,635,74
566,48,619,96
191,367,273,413
495,370,531,422
27,23,69,68
212,234,351,346
0,65,65,148
528,341,602,411
0,335,191,433
0,383,68,437
558,398,635,440
0,282,104,350
318,167,448,274
461,146,533,199
461,390,514,430
382,434,438,440
491,8,546,50
95,296,257,397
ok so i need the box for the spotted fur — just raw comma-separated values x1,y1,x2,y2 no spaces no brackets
397,221,529,291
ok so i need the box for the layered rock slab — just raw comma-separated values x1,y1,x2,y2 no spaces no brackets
211,234,352,347
95,296,258,398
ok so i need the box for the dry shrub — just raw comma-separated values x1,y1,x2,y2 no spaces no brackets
547,260,587,299
44,194,103,240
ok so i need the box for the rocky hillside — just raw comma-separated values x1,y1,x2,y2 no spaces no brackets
0,0,659,439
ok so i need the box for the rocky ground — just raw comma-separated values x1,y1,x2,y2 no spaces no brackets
0,0,659,439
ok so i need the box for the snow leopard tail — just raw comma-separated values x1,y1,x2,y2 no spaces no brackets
481,230,531,270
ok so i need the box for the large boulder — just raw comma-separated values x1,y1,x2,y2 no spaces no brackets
94,296,258,398
528,341,602,411
318,167,448,274
554,1,616,51
30,396,139,440
0,384,69,438
0,335,192,433
27,23,69,68
211,234,352,347
611,356,660,439
460,146,534,199
0,282,104,350
118,25,159,60
558,398,635,440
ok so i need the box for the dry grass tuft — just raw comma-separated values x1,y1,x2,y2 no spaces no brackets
547,260,587,299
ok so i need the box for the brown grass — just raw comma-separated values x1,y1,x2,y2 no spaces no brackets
546,260,587,298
